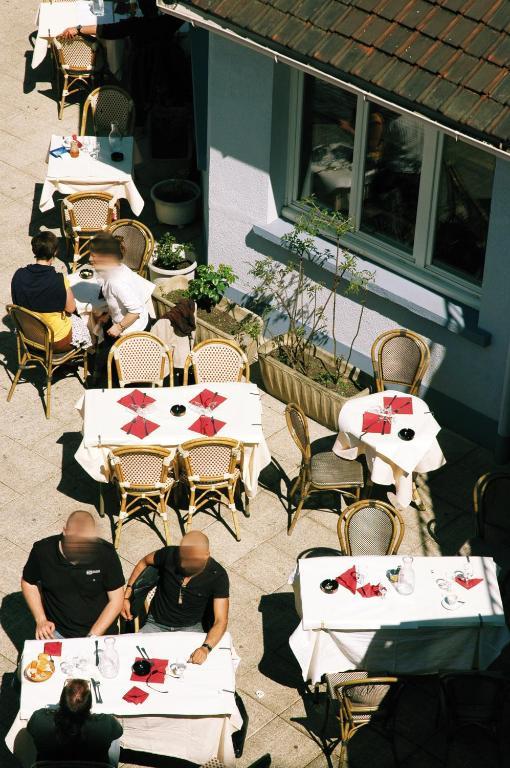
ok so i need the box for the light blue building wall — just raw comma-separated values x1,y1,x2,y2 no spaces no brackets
195,31,510,455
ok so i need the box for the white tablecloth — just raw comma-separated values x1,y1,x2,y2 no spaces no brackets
333,389,446,507
75,382,271,497
40,135,144,215
289,556,510,684
33,1,140,75
6,631,242,766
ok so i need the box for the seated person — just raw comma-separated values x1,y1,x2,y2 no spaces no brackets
11,232,91,351
21,510,124,639
122,531,229,664
27,678,122,766
89,231,150,339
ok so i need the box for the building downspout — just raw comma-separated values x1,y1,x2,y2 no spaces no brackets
496,343,510,463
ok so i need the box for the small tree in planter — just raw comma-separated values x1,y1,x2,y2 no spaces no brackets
250,199,374,426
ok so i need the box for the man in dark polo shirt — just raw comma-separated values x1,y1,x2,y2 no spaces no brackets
21,511,125,639
122,531,229,665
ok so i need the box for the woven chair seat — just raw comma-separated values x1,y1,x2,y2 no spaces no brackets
311,452,364,488
344,682,394,707
325,671,368,700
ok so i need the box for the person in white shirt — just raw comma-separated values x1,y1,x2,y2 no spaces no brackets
89,232,149,338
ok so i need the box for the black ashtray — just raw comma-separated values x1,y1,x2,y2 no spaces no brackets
320,579,339,594
79,268,93,279
111,151,124,162
132,659,153,676
398,428,415,441
171,404,186,417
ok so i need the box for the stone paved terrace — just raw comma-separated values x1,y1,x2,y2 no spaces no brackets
0,5,508,768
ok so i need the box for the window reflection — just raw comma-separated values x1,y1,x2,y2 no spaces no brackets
432,137,495,285
299,77,357,215
361,106,424,252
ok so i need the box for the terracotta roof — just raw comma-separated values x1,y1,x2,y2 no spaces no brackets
170,0,510,148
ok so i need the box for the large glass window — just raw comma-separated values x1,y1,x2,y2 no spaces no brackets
292,74,497,303
431,137,495,285
299,77,357,216
360,105,424,253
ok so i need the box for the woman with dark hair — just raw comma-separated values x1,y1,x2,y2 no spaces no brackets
27,679,122,765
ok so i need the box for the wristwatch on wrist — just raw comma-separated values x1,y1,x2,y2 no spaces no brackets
76,24,82,34
201,642,212,652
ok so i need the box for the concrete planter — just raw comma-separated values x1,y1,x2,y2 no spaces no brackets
151,281,262,364
258,337,369,431
150,179,201,227
148,250,197,286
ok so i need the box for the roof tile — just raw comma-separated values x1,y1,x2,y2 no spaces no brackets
393,67,436,101
355,15,392,45
464,26,500,58
396,0,432,30
484,2,510,32
396,32,432,64
416,77,458,110
468,97,507,132
378,24,413,54
332,8,369,36
468,61,505,94
440,15,478,47
441,88,481,122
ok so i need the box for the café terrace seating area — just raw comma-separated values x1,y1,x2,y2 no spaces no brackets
1,4,510,768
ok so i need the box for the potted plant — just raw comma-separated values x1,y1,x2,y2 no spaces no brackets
151,264,262,364
251,198,374,430
150,178,200,227
148,232,197,285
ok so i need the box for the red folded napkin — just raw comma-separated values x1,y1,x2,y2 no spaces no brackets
336,565,357,594
130,658,168,683
383,396,413,415
189,388,226,410
357,583,384,598
189,415,226,437
123,686,149,704
455,576,483,590
44,641,62,656
121,415,160,439
71,134,83,148
117,389,156,412
362,412,391,434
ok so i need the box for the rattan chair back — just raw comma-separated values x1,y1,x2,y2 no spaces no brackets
285,403,311,462
474,472,510,545
371,329,430,395
108,219,154,275
64,191,117,231
80,85,135,136
338,499,404,555
9,304,48,352
339,676,398,740
109,446,172,489
53,35,97,71
107,332,173,388
183,338,249,384
441,672,504,729
180,438,241,483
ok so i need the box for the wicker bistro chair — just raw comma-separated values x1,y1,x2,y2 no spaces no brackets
108,447,175,550
337,499,404,556
473,472,510,563
183,339,249,385
328,673,398,742
371,329,430,395
284,403,364,536
51,35,99,120
178,438,243,541
107,332,174,388
80,85,135,136
61,192,119,268
108,219,154,275
6,305,88,419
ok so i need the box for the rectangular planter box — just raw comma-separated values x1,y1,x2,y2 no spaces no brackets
152,280,262,364
258,337,369,431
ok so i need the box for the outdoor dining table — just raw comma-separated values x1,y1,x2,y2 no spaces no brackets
289,555,510,684
5,631,242,766
40,134,144,214
32,1,142,77
74,382,271,497
334,389,446,507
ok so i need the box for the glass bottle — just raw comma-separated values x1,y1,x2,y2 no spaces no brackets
396,556,415,595
69,139,79,159
109,122,122,153
98,637,119,679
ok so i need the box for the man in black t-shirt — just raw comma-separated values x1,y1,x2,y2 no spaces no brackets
22,511,125,639
122,531,229,665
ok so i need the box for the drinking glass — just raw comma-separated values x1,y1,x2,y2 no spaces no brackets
396,556,415,595
170,657,186,678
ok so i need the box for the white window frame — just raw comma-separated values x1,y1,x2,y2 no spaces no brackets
283,69,489,310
